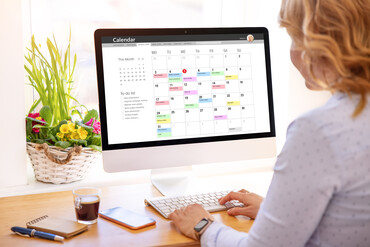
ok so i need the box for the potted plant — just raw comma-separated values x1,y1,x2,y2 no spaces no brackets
24,33,101,184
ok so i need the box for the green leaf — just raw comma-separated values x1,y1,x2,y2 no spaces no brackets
28,98,42,114
24,65,34,80
39,127,49,139
26,118,33,136
71,53,77,76
88,145,102,152
26,117,46,124
32,139,48,144
75,121,94,130
33,124,49,129
70,139,87,147
83,109,99,123
39,105,52,125
89,135,101,146
48,134,57,143
47,38,58,74
71,109,83,120
65,93,79,104
55,141,72,149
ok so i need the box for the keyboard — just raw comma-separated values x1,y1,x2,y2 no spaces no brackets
144,190,244,218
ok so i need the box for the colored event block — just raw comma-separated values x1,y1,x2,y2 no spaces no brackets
155,101,170,106
168,73,182,78
156,114,171,119
212,85,225,89
169,77,182,82
157,128,172,133
225,75,238,80
199,98,212,103
157,119,171,124
214,115,227,120
227,101,240,106
185,104,199,109
153,73,168,79
197,72,211,76
158,132,172,138
183,77,197,82
169,86,183,91
184,90,198,95
211,71,224,76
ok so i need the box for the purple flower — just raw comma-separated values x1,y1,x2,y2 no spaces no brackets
85,118,101,135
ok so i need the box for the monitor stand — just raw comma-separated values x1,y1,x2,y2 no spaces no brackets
151,166,193,196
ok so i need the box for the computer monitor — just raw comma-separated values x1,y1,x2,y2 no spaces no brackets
94,28,276,195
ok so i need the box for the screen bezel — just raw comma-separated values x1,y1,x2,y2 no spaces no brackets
94,27,275,151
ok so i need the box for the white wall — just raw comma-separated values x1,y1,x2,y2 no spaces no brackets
0,0,28,188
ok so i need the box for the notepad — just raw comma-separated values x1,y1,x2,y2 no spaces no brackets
26,215,88,238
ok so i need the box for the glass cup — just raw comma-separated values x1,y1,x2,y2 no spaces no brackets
72,187,101,224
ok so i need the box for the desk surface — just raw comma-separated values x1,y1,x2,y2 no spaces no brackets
0,183,255,247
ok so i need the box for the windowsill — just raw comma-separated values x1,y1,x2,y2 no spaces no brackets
0,157,275,198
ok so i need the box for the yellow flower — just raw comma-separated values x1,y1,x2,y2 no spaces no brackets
60,124,69,134
64,133,71,140
56,132,64,139
77,127,88,140
68,122,76,132
71,132,80,140
36,117,43,121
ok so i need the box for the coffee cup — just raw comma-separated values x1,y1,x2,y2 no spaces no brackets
73,187,101,224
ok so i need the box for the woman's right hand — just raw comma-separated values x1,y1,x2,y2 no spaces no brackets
218,189,263,219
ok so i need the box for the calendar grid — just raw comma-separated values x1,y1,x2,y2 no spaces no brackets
153,50,256,139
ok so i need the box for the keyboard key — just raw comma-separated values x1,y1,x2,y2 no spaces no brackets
233,202,245,207
224,201,234,209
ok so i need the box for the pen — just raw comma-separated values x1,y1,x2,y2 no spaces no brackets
11,226,64,242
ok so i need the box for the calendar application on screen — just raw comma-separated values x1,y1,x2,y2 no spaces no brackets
101,34,271,145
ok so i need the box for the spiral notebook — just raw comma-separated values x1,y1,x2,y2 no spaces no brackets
26,215,88,238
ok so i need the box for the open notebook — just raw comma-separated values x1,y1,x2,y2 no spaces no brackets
26,215,88,238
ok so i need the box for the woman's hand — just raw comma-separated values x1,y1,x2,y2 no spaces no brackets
219,189,263,219
168,204,214,240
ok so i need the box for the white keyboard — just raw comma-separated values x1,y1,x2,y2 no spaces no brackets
144,190,244,218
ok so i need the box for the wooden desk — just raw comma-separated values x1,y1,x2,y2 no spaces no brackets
0,183,253,246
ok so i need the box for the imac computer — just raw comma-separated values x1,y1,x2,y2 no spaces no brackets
94,28,276,196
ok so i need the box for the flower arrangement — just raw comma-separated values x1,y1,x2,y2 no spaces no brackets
25,33,101,152
24,32,101,184
26,108,102,152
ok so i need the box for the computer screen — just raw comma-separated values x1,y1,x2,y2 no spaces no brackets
94,28,275,194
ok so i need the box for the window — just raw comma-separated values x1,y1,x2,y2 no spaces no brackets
28,0,207,111
27,0,292,155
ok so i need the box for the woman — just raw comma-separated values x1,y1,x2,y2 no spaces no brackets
169,0,370,246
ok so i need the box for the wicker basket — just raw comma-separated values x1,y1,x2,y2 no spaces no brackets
26,142,101,184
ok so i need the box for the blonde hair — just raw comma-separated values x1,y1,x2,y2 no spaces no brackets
279,0,370,116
